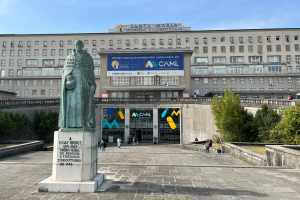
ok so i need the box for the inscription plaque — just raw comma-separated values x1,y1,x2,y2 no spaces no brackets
57,137,82,166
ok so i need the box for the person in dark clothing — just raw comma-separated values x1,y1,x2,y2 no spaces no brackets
195,138,198,141
209,140,213,147
100,140,106,152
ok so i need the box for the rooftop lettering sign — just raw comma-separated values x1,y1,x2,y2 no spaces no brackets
108,23,191,33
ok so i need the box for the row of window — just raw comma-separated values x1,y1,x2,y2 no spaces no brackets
0,59,100,67
194,56,291,64
1,49,100,57
0,68,101,77
0,79,61,86
111,76,179,86
195,77,298,85
3,35,298,48
193,44,300,54
6,89,61,96
194,65,300,74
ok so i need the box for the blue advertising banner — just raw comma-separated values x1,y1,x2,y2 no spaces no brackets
107,54,184,76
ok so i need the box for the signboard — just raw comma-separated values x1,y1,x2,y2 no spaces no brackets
183,92,189,98
57,136,82,166
102,93,108,101
108,23,191,33
107,54,184,77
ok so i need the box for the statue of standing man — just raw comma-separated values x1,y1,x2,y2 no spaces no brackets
58,40,97,132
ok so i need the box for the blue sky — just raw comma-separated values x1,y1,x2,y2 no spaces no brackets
1,0,300,34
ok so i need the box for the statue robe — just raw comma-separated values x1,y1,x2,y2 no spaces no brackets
58,50,97,130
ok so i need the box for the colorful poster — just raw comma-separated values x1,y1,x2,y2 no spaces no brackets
107,54,184,77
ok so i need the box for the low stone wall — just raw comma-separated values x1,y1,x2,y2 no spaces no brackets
266,145,300,169
0,140,44,159
222,143,267,166
181,144,220,153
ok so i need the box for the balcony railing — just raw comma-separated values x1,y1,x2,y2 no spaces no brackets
0,97,296,109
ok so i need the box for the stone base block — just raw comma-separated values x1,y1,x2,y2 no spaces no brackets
38,171,106,193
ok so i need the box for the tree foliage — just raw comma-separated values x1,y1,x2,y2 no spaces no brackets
211,88,247,142
269,103,300,144
253,103,280,142
0,111,17,138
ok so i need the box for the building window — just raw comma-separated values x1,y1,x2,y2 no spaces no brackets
257,45,262,53
26,59,38,66
8,80,12,86
1,60,5,66
42,68,54,76
286,55,291,63
43,41,47,47
286,45,290,51
18,50,22,56
221,46,226,53
212,57,226,63
59,49,64,56
67,49,72,55
221,37,225,42
17,60,22,66
25,80,29,86
194,38,198,44
51,49,55,56
288,77,293,83
267,45,272,52
222,78,226,84
195,66,208,74
42,59,55,66
213,66,226,73
1,70,5,77
167,39,172,45
151,39,155,45
268,65,282,72
248,45,253,53
10,50,14,56
231,78,236,84
250,77,255,84
259,77,264,84
34,49,39,56
230,56,244,63
160,39,163,45
239,46,244,52
249,65,263,73
287,66,292,72
296,55,300,63
59,59,65,66
94,58,101,66
67,40,72,45
117,40,121,44
26,50,31,56
297,66,300,72
49,89,53,96
58,80,62,85
230,66,244,73
203,38,207,44
160,76,178,86
24,89,28,96
92,49,97,55
94,68,100,76
204,89,209,94
212,46,217,53
249,56,262,63
195,78,199,85
213,78,217,84
9,60,13,66
194,89,199,96
41,80,46,86
203,47,208,53
2,50,6,56
248,37,253,43
8,70,13,77
16,90,20,96
100,40,104,45
268,78,273,85
267,56,281,62
278,77,283,84
17,69,21,76
241,88,246,92
295,44,299,51
49,79,54,86
34,41,39,46
134,39,138,44
194,57,208,63
297,77,300,83
250,88,255,91
230,46,235,53
259,88,264,91
211,38,216,42
51,41,55,46
194,47,199,54
276,45,281,52
58,89,61,96
240,78,245,84
32,80,37,86
204,78,208,84
25,68,38,76
239,37,243,43
59,68,63,75
230,37,234,43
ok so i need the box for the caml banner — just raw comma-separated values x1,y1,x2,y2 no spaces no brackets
107,54,184,77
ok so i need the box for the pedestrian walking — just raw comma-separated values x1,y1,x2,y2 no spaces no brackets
100,140,106,152
136,137,139,145
117,137,121,148
133,137,136,146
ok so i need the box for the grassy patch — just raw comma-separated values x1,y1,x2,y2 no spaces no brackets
243,146,266,155
44,143,53,148
212,143,222,149
0,144,17,148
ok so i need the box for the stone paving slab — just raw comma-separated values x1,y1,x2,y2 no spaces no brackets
0,144,300,199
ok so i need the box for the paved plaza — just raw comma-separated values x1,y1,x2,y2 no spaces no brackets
1,144,300,199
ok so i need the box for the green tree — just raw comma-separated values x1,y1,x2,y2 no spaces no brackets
211,88,245,142
269,103,300,144
253,103,280,142
0,111,16,138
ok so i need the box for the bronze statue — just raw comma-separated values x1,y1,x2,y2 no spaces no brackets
58,40,96,132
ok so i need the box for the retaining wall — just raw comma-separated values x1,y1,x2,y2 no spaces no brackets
266,145,300,169
0,141,44,159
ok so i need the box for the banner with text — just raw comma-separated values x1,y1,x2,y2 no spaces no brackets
107,54,184,77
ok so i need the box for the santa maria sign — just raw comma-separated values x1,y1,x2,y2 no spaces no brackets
108,23,191,33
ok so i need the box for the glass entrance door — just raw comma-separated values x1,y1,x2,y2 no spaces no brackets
142,130,147,142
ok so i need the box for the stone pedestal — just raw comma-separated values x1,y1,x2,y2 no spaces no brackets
38,131,106,193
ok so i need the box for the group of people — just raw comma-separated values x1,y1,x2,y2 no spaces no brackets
99,136,140,152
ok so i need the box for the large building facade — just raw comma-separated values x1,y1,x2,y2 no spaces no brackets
1,25,300,99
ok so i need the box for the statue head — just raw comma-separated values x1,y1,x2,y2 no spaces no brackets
75,40,84,51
